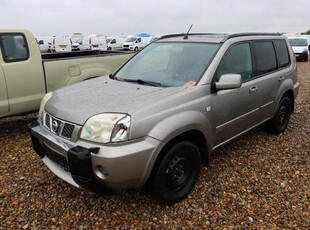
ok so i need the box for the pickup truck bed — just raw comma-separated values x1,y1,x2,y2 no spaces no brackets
0,28,133,118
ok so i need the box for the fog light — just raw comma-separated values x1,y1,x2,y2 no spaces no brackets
98,166,109,179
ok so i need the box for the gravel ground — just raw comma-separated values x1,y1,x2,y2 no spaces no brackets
1,62,309,230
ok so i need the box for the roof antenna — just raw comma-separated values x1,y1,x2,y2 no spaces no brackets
183,24,193,40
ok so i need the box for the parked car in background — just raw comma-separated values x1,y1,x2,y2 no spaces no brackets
71,38,83,51
50,36,72,52
107,36,127,50
81,34,107,51
36,37,52,53
123,33,151,51
288,37,309,61
29,33,299,204
71,32,84,43
301,35,310,50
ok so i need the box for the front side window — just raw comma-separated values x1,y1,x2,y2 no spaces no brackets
0,33,29,63
216,43,253,82
253,41,277,76
115,42,219,87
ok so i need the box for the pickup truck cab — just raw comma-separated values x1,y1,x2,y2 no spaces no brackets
0,28,133,118
29,33,299,204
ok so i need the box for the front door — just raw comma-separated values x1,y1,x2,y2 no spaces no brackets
212,42,262,147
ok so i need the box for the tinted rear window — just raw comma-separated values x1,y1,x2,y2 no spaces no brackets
274,40,290,68
253,41,277,76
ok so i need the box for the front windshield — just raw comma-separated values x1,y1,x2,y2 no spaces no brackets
115,42,219,87
288,38,308,46
126,37,137,42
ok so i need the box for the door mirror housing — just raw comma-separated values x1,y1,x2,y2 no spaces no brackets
215,74,242,90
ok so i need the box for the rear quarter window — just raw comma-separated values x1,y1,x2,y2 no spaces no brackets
0,33,29,63
274,40,290,68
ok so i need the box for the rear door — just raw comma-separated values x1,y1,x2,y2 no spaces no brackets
55,37,71,52
249,40,287,120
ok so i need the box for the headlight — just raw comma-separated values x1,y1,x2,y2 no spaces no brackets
80,113,131,144
38,92,53,118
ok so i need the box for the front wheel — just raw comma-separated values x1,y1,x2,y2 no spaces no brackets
304,55,308,62
147,141,201,204
267,97,292,134
134,47,139,52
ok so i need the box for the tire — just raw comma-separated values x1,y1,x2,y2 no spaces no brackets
267,97,292,134
147,141,201,204
134,47,139,52
304,55,308,62
107,47,112,51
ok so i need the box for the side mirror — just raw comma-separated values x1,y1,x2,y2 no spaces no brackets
215,74,242,90
38,40,44,45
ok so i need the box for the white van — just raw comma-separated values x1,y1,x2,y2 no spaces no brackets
81,34,107,51
50,36,72,52
71,32,84,43
36,37,52,53
123,34,151,51
288,37,309,62
106,36,127,50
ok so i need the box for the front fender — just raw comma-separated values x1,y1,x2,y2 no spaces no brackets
148,110,212,148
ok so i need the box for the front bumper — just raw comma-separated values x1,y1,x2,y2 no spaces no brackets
28,121,161,192
294,51,308,59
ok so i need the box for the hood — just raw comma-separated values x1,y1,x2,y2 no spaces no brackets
45,76,185,125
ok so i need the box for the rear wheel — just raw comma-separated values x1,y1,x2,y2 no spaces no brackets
267,97,292,134
147,141,201,204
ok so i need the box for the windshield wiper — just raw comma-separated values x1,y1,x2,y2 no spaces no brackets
120,78,162,87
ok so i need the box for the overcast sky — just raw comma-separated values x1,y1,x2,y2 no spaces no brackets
1,0,309,37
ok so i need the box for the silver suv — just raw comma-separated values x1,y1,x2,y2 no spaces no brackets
29,33,299,204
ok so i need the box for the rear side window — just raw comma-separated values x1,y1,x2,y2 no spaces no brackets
274,40,290,68
253,41,277,76
0,33,29,63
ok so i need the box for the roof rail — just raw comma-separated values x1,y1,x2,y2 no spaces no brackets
158,33,229,41
157,32,282,42
224,32,282,41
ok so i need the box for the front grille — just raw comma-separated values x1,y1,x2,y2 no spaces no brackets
62,123,75,138
43,112,75,139
123,45,129,48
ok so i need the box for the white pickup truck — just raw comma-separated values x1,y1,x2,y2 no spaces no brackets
0,29,133,118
